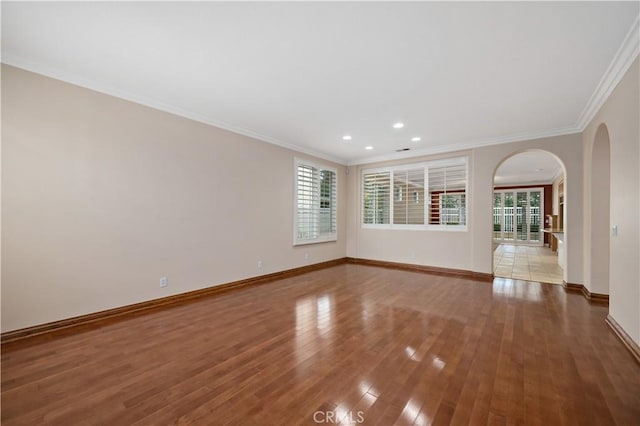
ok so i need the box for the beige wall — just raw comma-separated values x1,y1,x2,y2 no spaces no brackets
346,150,474,270
585,125,611,296
583,57,640,345
469,135,582,281
347,133,584,283
3,58,638,347
1,65,347,332
551,175,562,217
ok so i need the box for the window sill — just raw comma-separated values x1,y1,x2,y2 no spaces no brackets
361,224,468,232
293,235,338,246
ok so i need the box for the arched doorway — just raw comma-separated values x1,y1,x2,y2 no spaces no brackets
492,151,567,284
588,124,611,295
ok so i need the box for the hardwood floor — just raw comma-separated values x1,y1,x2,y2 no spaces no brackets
2,264,639,425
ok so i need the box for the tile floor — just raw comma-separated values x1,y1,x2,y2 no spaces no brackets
493,243,563,284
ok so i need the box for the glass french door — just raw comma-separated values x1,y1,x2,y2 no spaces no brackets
493,188,543,245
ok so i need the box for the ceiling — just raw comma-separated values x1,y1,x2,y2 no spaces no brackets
2,2,638,165
494,151,563,186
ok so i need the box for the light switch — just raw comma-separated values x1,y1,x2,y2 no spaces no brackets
612,225,618,237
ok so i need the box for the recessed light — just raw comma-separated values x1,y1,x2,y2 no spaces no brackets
411,137,421,142
365,146,373,150
393,122,404,129
342,135,352,141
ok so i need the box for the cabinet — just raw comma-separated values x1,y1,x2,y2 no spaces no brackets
545,214,559,251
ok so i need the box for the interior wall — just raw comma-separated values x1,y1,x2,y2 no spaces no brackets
552,177,561,216
1,65,348,332
583,57,639,345
473,140,582,282
588,125,611,296
4,57,637,346
347,135,583,282
345,150,474,271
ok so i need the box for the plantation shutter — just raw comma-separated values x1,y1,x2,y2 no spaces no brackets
363,172,390,224
393,168,425,224
319,170,336,234
295,162,337,244
296,164,319,240
428,163,467,225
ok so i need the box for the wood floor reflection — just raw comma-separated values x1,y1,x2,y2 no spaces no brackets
2,264,639,425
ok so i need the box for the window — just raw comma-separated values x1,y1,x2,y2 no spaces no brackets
393,168,424,225
428,163,467,225
363,171,390,224
294,159,337,245
362,157,467,229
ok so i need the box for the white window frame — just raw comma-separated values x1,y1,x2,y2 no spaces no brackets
294,158,338,245
361,156,468,231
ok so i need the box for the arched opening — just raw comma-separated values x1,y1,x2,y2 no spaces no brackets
588,124,611,295
492,150,566,284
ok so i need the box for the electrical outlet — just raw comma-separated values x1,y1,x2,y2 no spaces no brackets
304,253,309,260
410,251,416,259
160,276,168,288
257,260,263,269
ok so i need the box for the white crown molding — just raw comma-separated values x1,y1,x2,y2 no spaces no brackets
576,15,640,131
346,125,580,166
1,56,347,166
